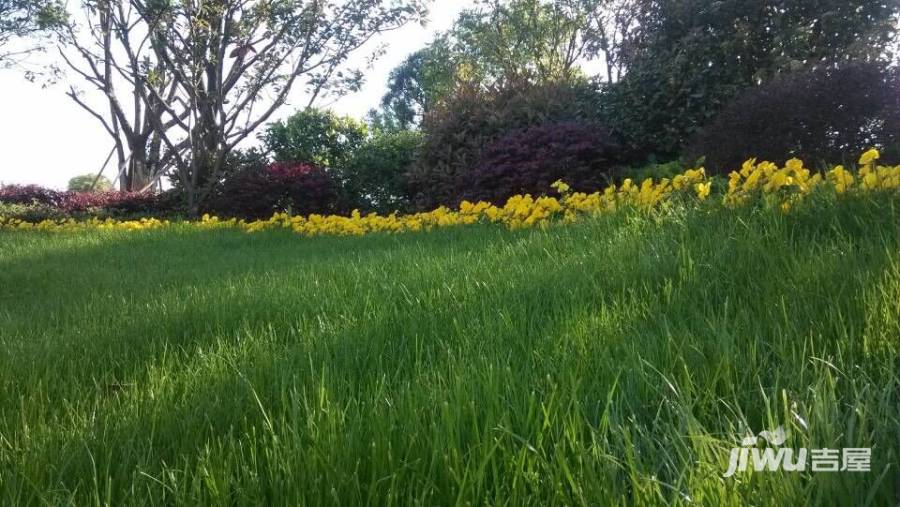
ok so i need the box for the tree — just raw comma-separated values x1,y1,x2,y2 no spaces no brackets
461,120,624,204
368,45,456,130
56,0,173,193
372,0,633,129
0,0,65,67
56,0,427,213
571,0,638,84
263,109,422,213
448,0,589,89
603,0,900,160
68,173,114,191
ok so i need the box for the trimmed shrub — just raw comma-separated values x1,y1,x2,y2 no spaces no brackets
60,191,176,217
689,63,900,174
0,202,66,222
206,162,345,219
0,185,64,207
460,122,624,204
0,185,182,221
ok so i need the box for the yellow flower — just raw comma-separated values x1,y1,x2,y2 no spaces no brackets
727,172,742,194
863,172,878,189
740,159,757,177
695,182,711,200
859,148,880,166
550,180,571,194
785,158,804,172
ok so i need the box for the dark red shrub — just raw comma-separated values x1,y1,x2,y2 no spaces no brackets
689,63,900,174
206,162,345,219
458,122,624,204
0,185,64,207
405,80,608,210
1,184,182,221
60,191,168,215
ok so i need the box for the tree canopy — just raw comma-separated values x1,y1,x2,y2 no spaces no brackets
0,0,65,66
372,0,636,130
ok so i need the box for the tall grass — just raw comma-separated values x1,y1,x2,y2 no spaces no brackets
0,196,898,505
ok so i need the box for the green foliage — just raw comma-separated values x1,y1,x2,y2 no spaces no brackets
344,130,423,213
263,108,369,168
1,197,898,503
67,174,113,192
448,0,587,87
262,109,424,213
620,160,686,183
603,0,900,160
0,201,63,222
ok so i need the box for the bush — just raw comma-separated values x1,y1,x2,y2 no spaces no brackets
0,184,182,221
0,202,66,222
688,63,900,174
61,191,177,217
459,122,625,204
0,185,64,207
343,130,423,213
406,80,607,210
263,109,368,167
206,162,345,219
621,160,688,183
68,174,113,192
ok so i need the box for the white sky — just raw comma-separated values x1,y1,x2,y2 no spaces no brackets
0,1,478,189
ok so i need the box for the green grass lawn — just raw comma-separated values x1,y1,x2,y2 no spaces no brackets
1,198,898,505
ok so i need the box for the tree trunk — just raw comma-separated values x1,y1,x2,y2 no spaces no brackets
119,142,151,192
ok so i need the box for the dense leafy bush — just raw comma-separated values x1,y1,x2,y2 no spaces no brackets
206,162,345,219
459,122,624,204
263,109,368,167
689,64,900,173
406,80,607,210
0,202,66,222
343,130,423,213
601,0,899,163
68,174,113,192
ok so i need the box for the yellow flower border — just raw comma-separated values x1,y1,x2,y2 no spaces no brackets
2,150,898,236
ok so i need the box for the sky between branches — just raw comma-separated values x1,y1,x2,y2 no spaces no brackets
0,1,478,189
